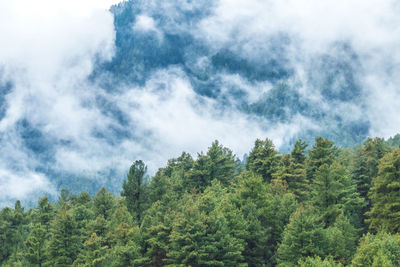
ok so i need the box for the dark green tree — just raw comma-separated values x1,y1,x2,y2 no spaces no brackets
324,213,358,265
276,205,325,266
352,232,400,266
168,183,246,266
45,203,81,267
25,223,47,267
311,162,364,227
246,138,279,183
307,137,337,180
291,139,308,164
36,196,54,229
0,208,15,264
298,256,343,267
352,138,390,231
366,149,400,233
121,160,148,225
185,141,237,192
94,187,116,221
236,172,297,266
274,153,310,202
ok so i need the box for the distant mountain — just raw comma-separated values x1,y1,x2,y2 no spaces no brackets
93,0,370,149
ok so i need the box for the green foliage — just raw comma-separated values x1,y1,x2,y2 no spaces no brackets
352,232,400,267
1,136,400,266
274,153,310,202
94,187,116,221
307,137,338,179
167,182,246,266
25,223,47,266
298,256,343,267
311,162,365,227
291,139,308,164
186,140,237,192
324,213,358,265
276,205,325,266
46,203,81,266
367,149,400,233
246,138,279,183
121,160,148,225
352,138,389,203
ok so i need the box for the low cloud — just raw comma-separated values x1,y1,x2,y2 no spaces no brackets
0,0,399,206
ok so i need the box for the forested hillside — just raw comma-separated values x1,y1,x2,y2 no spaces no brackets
1,136,400,266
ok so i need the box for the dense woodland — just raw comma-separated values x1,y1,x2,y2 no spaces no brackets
1,136,400,266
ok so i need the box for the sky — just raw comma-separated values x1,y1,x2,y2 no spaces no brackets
0,0,399,206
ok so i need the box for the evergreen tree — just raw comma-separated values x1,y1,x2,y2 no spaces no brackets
45,203,81,267
185,141,237,192
311,162,364,227
307,137,337,180
352,138,390,231
0,207,15,264
366,149,400,233
25,223,47,267
36,196,54,229
236,172,297,266
107,223,142,267
276,205,325,266
352,232,400,266
168,183,246,266
291,139,308,164
73,232,107,266
324,213,358,265
0,201,30,266
121,160,148,225
246,138,279,183
94,187,116,221
140,201,175,266
274,154,310,202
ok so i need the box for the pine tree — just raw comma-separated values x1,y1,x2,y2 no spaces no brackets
140,201,175,266
307,137,337,180
236,172,297,266
276,205,325,266
121,160,148,225
0,208,15,264
352,138,390,231
246,138,279,183
45,203,81,267
94,187,116,221
36,196,54,229
186,141,237,192
25,223,47,267
324,213,358,265
291,139,308,164
352,232,400,266
274,154,310,202
167,183,246,266
107,223,142,267
311,162,364,227
366,149,400,233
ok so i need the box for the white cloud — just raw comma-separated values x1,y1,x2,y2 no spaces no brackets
196,0,400,138
116,68,311,171
0,0,117,205
1,0,400,207
134,15,157,32
0,169,56,206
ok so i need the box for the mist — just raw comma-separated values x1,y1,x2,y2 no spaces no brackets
0,0,399,206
